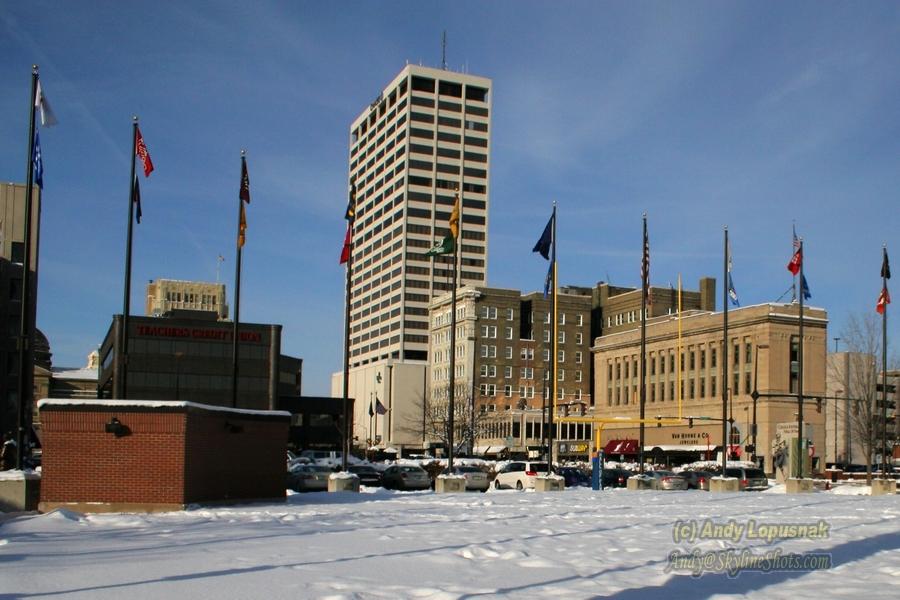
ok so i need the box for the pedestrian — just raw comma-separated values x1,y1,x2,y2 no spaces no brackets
1,432,17,471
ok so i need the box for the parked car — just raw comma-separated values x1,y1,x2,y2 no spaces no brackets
493,461,549,490
382,465,431,490
724,467,769,491
645,470,688,490
437,465,490,492
286,464,331,492
558,467,591,488
600,468,633,488
347,464,383,487
299,450,355,469
680,470,713,491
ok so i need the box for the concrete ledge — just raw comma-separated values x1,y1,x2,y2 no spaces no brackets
38,496,285,514
0,474,41,512
627,477,656,491
328,475,360,493
871,479,897,496
786,478,815,494
710,478,740,493
435,477,466,493
534,477,565,492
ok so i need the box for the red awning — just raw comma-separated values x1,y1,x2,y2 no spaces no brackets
604,439,639,456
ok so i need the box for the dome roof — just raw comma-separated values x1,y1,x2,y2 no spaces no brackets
33,328,52,370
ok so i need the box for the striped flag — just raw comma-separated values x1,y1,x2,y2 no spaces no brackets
135,126,154,177
34,80,58,127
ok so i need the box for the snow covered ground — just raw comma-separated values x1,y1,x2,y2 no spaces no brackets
2,486,898,599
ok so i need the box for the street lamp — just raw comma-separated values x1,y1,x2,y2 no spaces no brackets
750,343,769,468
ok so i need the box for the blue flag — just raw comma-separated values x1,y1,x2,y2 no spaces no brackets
543,263,552,298
32,130,43,189
132,175,142,224
532,212,553,260
727,239,739,306
800,273,811,300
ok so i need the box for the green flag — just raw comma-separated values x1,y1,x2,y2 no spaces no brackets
425,235,455,256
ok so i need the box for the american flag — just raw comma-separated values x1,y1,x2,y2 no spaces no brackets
641,219,650,291
135,126,154,177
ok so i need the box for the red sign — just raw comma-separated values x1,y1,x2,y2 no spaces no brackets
136,324,263,344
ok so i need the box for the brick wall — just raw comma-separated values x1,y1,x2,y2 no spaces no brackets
39,401,289,512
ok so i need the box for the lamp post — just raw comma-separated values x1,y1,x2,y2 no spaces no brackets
834,389,843,467
750,343,769,467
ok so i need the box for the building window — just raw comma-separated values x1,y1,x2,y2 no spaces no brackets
575,332,583,345
543,349,550,362
576,314,583,326
505,346,513,359
504,366,512,379
520,347,533,360
711,348,717,368
480,365,488,377
558,331,566,344
506,308,514,320
558,350,565,363
543,330,551,343
575,351,582,364
575,370,582,382
558,369,565,381
505,327,513,340
504,385,512,397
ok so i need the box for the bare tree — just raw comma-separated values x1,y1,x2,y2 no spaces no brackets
841,313,897,483
401,388,485,455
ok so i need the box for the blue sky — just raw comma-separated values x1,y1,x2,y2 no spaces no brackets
2,1,898,395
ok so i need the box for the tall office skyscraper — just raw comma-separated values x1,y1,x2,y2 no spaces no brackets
347,64,492,367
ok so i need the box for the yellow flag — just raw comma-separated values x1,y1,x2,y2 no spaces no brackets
238,203,247,248
449,193,460,238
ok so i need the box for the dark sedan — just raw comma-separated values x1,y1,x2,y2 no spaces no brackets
348,465,383,487
558,467,591,487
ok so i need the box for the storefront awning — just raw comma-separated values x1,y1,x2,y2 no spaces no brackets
474,445,507,455
603,439,639,455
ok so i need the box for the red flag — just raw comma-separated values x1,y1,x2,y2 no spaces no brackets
339,223,351,264
876,286,891,314
135,126,154,177
787,248,802,275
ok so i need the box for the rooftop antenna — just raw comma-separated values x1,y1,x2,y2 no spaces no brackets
442,30,448,70
216,254,225,282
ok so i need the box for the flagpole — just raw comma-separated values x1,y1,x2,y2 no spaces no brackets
797,238,805,478
447,190,461,470
549,203,557,468
639,214,648,475
119,117,139,401
881,244,888,476
14,66,39,468
340,185,355,472
722,226,730,476
231,150,246,408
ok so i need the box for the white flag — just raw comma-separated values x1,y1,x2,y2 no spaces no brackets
34,80,58,127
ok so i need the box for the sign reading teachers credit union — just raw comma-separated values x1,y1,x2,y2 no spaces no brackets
135,324,264,344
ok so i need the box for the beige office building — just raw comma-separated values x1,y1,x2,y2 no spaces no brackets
334,65,492,452
593,303,828,473
428,286,593,457
145,278,228,320
345,64,491,367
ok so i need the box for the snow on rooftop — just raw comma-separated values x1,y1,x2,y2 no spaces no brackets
37,398,290,418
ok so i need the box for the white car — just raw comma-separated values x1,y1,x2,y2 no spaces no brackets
493,461,549,490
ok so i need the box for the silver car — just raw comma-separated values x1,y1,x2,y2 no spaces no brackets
287,464,330,492
442,465,490,492
650,470,688,490
382,465,431,490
